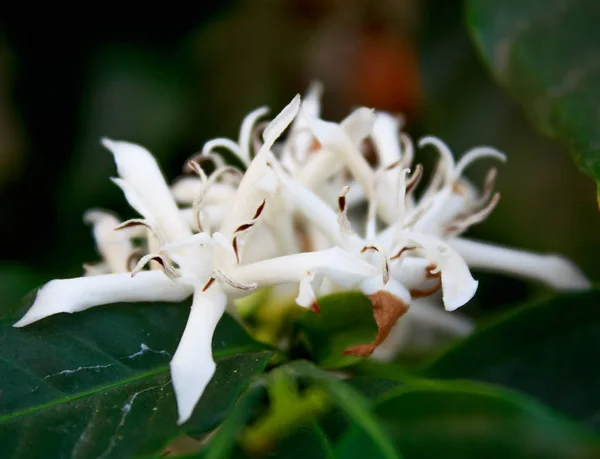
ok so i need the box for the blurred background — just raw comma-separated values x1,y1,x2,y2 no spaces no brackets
0,0,598,319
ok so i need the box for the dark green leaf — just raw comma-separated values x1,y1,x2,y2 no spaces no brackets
467,0,600,194
265,423,335,459
318,376,404,444
424,289,600,429
336,381,600,459
284,360,402,459
296,292,376,369
0,266,44,319
0,302,271,458
201,382,267,459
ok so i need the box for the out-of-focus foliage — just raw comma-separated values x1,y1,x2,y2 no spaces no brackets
466,0,600,201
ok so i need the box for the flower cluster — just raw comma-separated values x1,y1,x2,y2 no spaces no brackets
15,84,590,424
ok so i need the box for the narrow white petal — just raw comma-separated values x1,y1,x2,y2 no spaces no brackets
170,287,226,424
13,271,192,328
371,111,402,167
231,247,378,290
301,81,323,118
262,95,301,151
220,98,299,237
449,237,591,290
279,174,357,249
102,138,191,242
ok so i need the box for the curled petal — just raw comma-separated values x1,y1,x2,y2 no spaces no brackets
418,136,456,185
296,271,323,312
201,138,244,163
239,106,270,162
131,253,180,280
13,271,192,328
171,287,226,424
453,146,506,180
401,232,478,311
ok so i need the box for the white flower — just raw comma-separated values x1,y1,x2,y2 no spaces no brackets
14,96,303,425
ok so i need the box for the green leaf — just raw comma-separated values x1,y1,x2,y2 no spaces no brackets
284,360,403,459
337,381,600,459
296,292,377,369
466,0,600,195
424,289,600,429
0,302,271,458
0,265,44,319
264,423,335,459
201,382,267,459
317,376,404,445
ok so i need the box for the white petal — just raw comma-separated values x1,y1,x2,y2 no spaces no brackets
390,257,440,292
449,237,591,290
202,138,243,160
294,150,340,189
13,271,192,328
296,272,323,308
83,209,133,273
279,174,358,250
305,114,375,198
301,81,323,118
219,98,299,237
401,232,478,311
170,287,226,424
102,138,191,243
371,111,402,167
231,247,378,290
171,177,204,204
340,107,377,145
262,95,301,151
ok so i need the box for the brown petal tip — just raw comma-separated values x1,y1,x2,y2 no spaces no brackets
309,300,320,315
342,291,409,357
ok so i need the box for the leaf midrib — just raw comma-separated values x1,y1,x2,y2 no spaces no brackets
0,345,266,423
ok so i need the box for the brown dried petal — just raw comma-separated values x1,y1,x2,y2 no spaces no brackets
343,291,409,357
